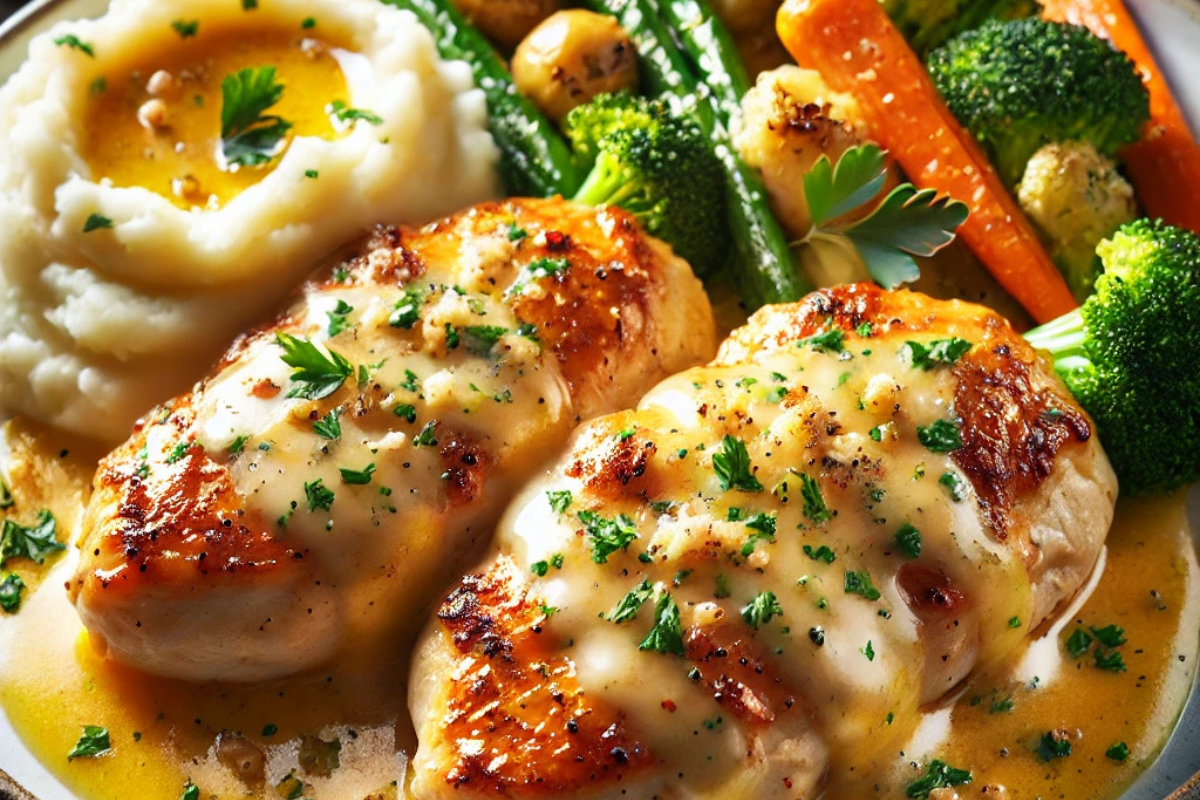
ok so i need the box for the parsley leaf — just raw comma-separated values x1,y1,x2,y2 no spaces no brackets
797,328,846,353
713,436,762,493
326,299,353,337
917,419,963,453
904,338,973,370
339,463,375,485
463,326,508,357
1065,627,1094,658
67,726,111,760
220,67,292,167
0,511,63,567
83,213,113,232
547,490,573,514
313,409,341,440
844,569,882,601
1038,730,1072,761
275,333,354,400
0,572,24,613
607,579,653,623
327,100,382,127
1090,624,1127,648
393,404,417,423
799,145,967,290
1094,648,1127,672
861,640,875,660
803,544,837,563
171,20,199,38
412,421,438,448
579,510,638,563
388,287,424,329
179,781,200,800
304,479,335,512
894,523,922,559
741,591,783,629
905,760,972,799
54,34,94,57
638,592,684,656
1106,742,1130,762
799,473,832,524
938,471,966,502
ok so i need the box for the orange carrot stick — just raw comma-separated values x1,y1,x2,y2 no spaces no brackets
776,0,1077,324
1040,0,1200,234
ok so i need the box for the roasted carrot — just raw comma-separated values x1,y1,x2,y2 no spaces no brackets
776,0,1077,324
1040,0,1200,234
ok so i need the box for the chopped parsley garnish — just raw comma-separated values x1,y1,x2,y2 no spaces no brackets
856,322,874,337
990,695,1014,713
179,781,200,800
301,16,316,28
767,385,788,403
1091,624,1127,647
83,213,113,232
507,223,527,241
275,333,353,400
803,544,837,563
638,592,684,655
339,463,376,485
164,442,191,464
844,569,882,601
714,573,731,598
740,526,776,557
1038,730,1072,761
305,169,319,179
228,435,250,454
905,760,972,799
861,640,875,661
516,323,539,342
938,471,966,502
607,579,653,623
527,257,570,278
1106,742,1130,762
741,591,783,629
917,419,963,453
797,328,846,353
67,726,111,760
220,67,292,167
0,573,24,613
171,20,199,38
443,324,460,351
1008,616,1021,628
894,523,922,559
388,287,423,329
579,510,638,563
242,0,257,8
0,511,63,567
393,404,417,424
399,369,420,393
412,420,439,448
799,473,832,524
547,490,573,514
0,480,12,509
304,479,335,512
713,436,763,493
326,299,353,337
550,553,564,569
54,34,94,57
1066,627,1094,658
903,338,973,370
463,326,508,356
327,99,381,126
313,409,342,440
1094,648,1127,672
530,560,549,577
262,724,278,737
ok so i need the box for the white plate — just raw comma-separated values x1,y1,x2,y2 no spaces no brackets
0,0,1197,798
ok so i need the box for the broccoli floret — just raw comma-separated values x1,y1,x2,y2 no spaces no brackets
1016,141,1138,301
1025,219,1200,494
883,0,1037,58
566,93,728,277
927,19,1150,187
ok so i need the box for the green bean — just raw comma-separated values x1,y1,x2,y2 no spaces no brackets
657,0,752,127
387,0,580,197
580,0,810,307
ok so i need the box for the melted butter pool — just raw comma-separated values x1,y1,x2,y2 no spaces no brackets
81,25,350,210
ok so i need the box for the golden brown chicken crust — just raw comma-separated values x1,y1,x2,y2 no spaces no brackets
719,284,1093,543
74,398,295,603
432,557,655,794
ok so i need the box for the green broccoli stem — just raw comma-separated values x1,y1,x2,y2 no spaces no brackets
1023,308,1092,373
572,153,640,209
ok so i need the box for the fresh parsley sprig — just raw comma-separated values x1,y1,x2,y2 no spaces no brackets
799,144,968,289
221,67,292,168
275,333,354,400
0,511,63,568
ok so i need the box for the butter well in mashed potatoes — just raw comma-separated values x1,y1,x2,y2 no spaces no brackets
0,0,499,444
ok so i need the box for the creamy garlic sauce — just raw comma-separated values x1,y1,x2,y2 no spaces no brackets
82,24,352,210
0,439,1196,800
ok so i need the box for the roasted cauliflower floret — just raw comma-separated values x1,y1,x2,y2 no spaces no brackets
734,66,886,239
1016,140,1137,301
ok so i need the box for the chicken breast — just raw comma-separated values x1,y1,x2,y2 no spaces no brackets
69,198,716,682
408,284,1116,800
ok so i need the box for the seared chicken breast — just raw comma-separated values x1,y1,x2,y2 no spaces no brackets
69,198,716,682
409,284,1115,800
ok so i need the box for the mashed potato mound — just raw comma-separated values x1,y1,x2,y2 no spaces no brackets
0,0,498,444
